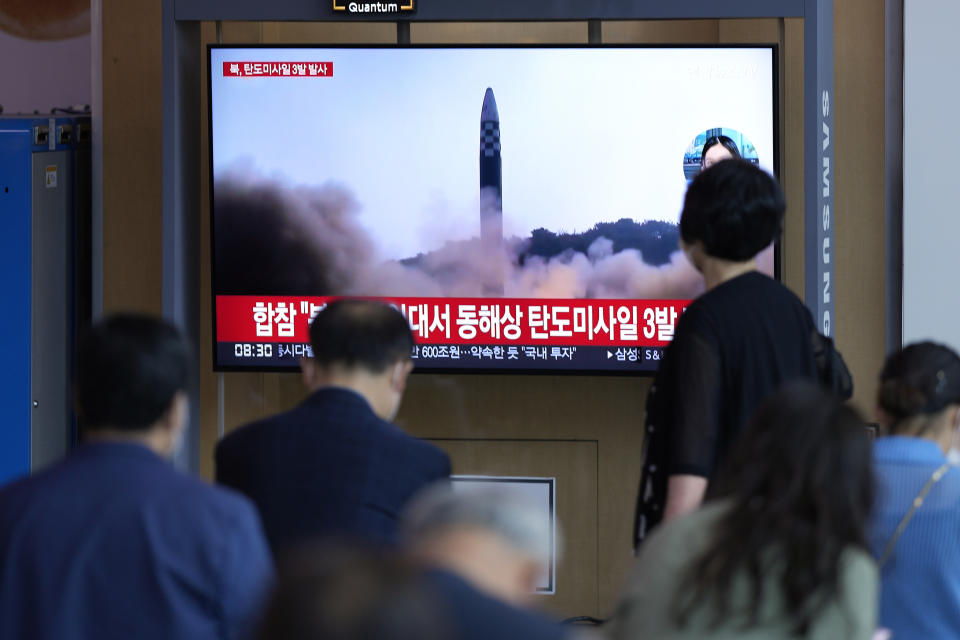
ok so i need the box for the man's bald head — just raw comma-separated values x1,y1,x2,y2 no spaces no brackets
309,300,414,374
302,300,416,421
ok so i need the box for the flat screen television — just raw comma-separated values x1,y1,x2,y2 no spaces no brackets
209,45,777,372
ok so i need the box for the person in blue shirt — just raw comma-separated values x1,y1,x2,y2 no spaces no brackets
870,341,960,639
0,314,274,640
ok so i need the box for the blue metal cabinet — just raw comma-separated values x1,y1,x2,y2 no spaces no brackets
0,116,89,485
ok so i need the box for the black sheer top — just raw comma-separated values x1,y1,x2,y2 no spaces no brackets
634,271,820,548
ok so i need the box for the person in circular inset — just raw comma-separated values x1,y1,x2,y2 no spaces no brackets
682,129,759,182
700,135,741,171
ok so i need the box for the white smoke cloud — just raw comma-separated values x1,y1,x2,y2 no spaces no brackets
214,172,705,300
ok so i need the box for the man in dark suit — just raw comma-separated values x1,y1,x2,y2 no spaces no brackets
0,314,273,640
216,299,451,553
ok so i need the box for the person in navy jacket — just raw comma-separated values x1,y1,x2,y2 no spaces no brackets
216,299,451,554
0,314,274,640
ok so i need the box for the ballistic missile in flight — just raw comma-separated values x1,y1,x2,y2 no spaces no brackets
480,87,504,296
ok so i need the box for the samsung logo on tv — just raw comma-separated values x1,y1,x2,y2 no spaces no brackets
334,0,414,13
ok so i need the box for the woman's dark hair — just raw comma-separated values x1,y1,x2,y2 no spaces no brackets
257,543,451,640
309,299,414,373
700,135,742,169
679,159,784,261
76,314,191,432
673,382,874,635
878,341,960,435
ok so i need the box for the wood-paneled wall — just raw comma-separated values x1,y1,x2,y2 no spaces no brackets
834,3,887,411
101,4,888,618
101,0,163,314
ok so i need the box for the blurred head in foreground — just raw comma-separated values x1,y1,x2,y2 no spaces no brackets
402,483,555,607
76,313,191,458
256,543,450,640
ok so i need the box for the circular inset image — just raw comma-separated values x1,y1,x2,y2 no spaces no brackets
682,128,760,181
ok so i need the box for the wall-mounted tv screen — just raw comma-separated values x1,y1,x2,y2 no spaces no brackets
209,45,776,372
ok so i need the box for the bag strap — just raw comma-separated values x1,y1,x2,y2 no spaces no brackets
878,462,950,568
811,330,854,399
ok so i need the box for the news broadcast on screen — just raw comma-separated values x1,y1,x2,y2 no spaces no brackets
209,46,776,372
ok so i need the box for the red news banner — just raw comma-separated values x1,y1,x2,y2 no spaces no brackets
216,296,688,347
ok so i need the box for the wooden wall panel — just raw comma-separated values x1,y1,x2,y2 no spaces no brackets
101,0,162,314
834,0,886,413
410,22,588,43
591,379,648,609
717,18,778,42
601,20,719,43
220,21,263,43
261,21,396,43
782,18,805,296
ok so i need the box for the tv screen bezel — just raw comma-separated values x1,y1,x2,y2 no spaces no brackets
207,42,781,375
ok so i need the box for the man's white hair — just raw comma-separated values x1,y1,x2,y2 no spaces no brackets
402,482,555,567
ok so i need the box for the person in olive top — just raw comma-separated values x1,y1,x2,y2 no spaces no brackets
609,383,878,640
216,299,451,553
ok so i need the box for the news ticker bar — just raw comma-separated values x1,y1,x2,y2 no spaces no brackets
217,342,666,372
215,295,688,347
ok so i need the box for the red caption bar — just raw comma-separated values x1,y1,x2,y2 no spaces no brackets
222,61,333,77
216,295,688,347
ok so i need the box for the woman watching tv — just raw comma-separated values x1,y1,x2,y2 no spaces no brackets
700,135,741,170
633,159,849,547
869,342,960,639
610,383,878,640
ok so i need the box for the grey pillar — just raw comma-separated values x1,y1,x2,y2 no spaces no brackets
804,0,834,336
162,0,202,471
885,0,903,352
